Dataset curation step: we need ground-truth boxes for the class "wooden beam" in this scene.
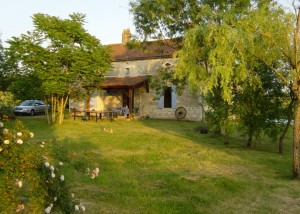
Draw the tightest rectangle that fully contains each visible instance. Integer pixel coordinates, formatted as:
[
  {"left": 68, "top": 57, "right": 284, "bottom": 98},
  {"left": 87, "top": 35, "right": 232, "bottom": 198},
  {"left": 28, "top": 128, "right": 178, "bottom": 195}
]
[{"left": 128, "top": 88, "right": 133, "bottom": 119}]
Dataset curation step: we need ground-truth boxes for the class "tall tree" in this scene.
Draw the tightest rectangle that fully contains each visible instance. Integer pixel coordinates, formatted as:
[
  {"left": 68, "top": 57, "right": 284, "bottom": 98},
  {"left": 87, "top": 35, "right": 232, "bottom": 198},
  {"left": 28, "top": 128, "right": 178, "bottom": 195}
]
[
  {"left": 130, "top": 0, "right": 251, "bottom": 43},
  {"left": 243, "top": 2, "right": 299, "bottom": 178},
  {"left": 0, "top": 39, "right": 11, "bottom": 91},
  {"left": 6, "top": 13, "right": 111, "bottom": 124},
  {"left": 175, "top": 2, "right": 299, "bottom": 176},
  {"left": 130, "top": 0, "right": 300, "bottom": 177}
]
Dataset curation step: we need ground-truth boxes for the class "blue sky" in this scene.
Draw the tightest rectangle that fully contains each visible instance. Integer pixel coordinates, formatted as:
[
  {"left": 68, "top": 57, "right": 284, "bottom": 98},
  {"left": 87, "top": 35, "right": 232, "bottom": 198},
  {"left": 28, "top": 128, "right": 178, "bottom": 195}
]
[
  {"left": 0, "top": 0, "right": 134, "bottom": 46},
  {"left": 0, "top": 0, "right": 294, "bottom": 47}
]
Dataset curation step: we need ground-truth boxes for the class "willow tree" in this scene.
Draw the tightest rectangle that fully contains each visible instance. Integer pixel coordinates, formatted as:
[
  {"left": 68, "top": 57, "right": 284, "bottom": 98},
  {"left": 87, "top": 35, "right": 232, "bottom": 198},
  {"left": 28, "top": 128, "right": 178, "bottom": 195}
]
[
  {"left": 6, "top": 13, "right": 111, "bottom": 124},
  {"left": 130, "top": 0, "right": 251, "bottom": 44},
  {"left": 175, "top": 2, "right": 300, "bottom": 177}
]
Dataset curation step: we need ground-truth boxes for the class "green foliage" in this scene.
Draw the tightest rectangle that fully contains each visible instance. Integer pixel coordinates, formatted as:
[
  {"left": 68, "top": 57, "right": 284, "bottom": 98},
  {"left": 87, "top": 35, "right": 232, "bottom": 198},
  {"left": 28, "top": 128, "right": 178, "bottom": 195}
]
[
  {"left": 130, "top": 0, "right": 251, "bottom": 41},
  {"left": 0, "top": 120, "right": 45, "bottom": 212},
  {"left": 0, "top": 39, "right": 14, "bottom": 91},
  {"left": 40, "top": 161, "right": 81, "bottom": 213},
  {"left": 0, "top": 120, "right": 82, "bottom": 213},
  {"left": 150, "top": 66, "right": 187, "bottom": 99},
  {"left": 6, "top": 13, "right": 112, "bottom": 124},
  {"left": 9, "top": 73, "right": 44, "bottom": 101},
  {"left": 0, "top": 91, "right": 16, "bottom": 119}
]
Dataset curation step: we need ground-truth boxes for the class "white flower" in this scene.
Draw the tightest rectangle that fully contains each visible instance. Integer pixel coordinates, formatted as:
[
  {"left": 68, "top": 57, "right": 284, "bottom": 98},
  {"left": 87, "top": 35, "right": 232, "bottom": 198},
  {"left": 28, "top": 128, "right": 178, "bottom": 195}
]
[
  {"left": 58, "top": 162, "right": 63, "bottom": 166},
  {"left": 71, "top": 193, "right": 75, "bottom": 198},
  {"left": 16, "top": 139, "right": 23, "bottom": 144},
  {"left": 45, "top": 206, "right": 52, "bottom": 213},
  {"left": 3, "top": 128, "right": 8, "bottom": 135},
  {"left": 94, "top": 167, "right": 99, "bottom": 173},
  {"left": 15, "top": 204, "right": 25, "bottom": 212},
  {"left": 40, "top": 144, "right": 45, "bottom": 148},
  {"left": 0, "top": 122, "right": 3, "bottom": 127},
  {"left": 50, "top": 165, "right": 55, "bottom": 171},
  {"left": 51, "top": 173, "right": 55, "bottom": 178},
  {"left": 41, "top": 141, "right": 45, "bottom": 145},
  {"left": 54, "top": 197, "right": 57, "bottom": 202},
  {"left": 80, "top": 204, "right": 86, "bottom": 212},
  {"left": 49, "top": 203, "right": 53, "bottom": 208},
  {"left": 75, "top": 205, "right": 79, "bottom": 211},
  {"left": 44, "top": 162, "right": 50, "bottom": 167},
  {"left": 16, "top": 132, "right": 22, "bottom": 137},
  {"left": 15, "top": 179, "right": 22, "bottom": 188},
  {"left": 60, "top": 175, "right": 65, "bottom": 181},
  {"left": 29, "top": 132, "right": 34, "bottom": 138},
  {"left": 91, "top": 173, "right": 95, "bottom": 179},
  {"left": 4, "top": 140, "right": 10, "bottom": 144}
]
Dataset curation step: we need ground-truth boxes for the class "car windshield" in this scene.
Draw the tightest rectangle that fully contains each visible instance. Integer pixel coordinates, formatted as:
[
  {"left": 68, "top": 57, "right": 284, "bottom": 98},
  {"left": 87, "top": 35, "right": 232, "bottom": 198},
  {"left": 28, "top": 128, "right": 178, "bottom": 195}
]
[{"left": 20, "top": 100, "right": 35, "bottom": 106}]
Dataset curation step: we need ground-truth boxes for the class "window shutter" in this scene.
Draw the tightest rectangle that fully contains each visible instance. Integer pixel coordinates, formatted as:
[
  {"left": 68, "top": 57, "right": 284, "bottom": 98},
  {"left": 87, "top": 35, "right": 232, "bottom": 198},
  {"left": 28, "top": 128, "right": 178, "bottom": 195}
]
[
  {"left": 158, "top": 96, "right": 163, "bottom": 109},
  {"left": 171, "top": 86, "right": 177, "bottom": 109}
]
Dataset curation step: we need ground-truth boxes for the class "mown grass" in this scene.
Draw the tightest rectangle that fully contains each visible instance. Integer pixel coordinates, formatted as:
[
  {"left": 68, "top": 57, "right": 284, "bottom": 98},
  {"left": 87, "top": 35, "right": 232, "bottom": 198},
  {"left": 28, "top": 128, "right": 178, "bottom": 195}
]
[{"left": 12, "top": 116, "right": 300, "bottom": 213}]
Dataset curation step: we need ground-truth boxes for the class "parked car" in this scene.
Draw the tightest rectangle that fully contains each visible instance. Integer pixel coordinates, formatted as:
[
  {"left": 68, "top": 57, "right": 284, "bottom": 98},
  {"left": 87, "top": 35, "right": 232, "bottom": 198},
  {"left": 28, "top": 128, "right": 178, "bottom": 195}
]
[{"left": 13, "top": 100, "right": 50, "bottom": 116}]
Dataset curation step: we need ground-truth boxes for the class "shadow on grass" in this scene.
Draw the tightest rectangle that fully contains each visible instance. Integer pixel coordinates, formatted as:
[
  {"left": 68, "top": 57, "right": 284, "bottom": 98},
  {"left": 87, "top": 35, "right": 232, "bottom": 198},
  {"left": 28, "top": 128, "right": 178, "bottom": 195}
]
[
  {"left": 13, "top": 116, "right": 299, "bottom": 213},
  {"left": 139, "top": 118, "right": 293, "bottom": 180}
]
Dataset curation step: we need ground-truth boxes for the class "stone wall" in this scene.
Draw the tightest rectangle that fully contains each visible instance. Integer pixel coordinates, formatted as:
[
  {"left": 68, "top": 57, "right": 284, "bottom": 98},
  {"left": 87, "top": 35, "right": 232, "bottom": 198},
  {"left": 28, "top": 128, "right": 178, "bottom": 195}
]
[
  {"left": 108, "top": 58, "right": 177, "bottom": 77},
  {"left": 69, "top": 57, "right": 205, "bottom": 121},
  {"left": 138, "top": 88, "right": 203, "bottom": 121}
]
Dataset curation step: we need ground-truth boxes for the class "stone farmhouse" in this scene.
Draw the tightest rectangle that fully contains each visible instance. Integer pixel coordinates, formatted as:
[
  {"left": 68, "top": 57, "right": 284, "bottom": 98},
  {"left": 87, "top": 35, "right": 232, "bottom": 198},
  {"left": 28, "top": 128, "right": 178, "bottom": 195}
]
[{"left": 69, "top": 29, "right": 203, "bottom": 121}]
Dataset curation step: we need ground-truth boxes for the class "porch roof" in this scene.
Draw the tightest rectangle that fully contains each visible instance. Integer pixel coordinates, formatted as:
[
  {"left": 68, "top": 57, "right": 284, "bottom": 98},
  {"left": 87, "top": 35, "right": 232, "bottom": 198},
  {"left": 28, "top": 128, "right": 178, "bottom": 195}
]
[{"left": 100, "top": 76, "right": 149, "bottom": 91}]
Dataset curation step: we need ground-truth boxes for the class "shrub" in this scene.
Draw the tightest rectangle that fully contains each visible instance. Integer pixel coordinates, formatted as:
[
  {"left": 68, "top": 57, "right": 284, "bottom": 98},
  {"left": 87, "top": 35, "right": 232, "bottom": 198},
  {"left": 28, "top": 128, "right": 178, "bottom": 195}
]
[
  {"left": 0, "top": 91, "right": 17, "bottom": 120},
  {"left": 0, "top": 120, "right": 84, "bottom": 213}
]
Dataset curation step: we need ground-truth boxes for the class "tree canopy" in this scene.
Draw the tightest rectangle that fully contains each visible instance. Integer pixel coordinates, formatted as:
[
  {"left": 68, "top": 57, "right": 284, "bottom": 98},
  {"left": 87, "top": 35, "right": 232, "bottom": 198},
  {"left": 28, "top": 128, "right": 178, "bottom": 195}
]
[
  {"left": 6, "top": 13, "right": 111, "bottom": 124},
  {"left": 130, "top": 0, "right": 300, "bottom": 178}
]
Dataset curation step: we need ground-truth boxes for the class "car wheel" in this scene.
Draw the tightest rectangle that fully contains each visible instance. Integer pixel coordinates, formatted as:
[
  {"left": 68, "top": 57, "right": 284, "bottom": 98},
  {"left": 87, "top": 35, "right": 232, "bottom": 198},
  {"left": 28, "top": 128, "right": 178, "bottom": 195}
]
[{"left": 30, "top": 109, "right": 35, "bottom": 116}]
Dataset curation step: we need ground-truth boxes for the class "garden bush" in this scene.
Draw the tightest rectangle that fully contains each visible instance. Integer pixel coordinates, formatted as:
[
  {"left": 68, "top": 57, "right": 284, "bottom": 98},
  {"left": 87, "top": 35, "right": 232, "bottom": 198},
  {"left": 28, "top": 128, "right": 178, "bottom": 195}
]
[{"left": 0, "top": 120, "right": 83, "bottom": 213}]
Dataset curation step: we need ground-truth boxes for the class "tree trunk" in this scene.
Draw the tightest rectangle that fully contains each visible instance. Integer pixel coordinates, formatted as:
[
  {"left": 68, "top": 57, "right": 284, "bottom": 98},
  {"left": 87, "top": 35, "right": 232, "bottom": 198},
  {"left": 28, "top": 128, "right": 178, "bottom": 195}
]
[
  {"left": 51, "top": 96, "right": 57, "bottom": 124},
  {"left": 224, "top": 134, "right": 229, "bottom": 145},
  {"left": 292, "top": 100, "right": 300, "bottom": 178},
  {"left": 224, "top": 128, "right": 229, "bottom": 145},
  {"left": 58, "top": 97, "right": 64, "bottom": 124},
  {"left": 247, "top": 136, "right": 252, "bottom": 148},
  {"left": 278, "top": 98, "right": 295, "bottom": 154},
  {"left": 44, "top": 98, "right": 51, "bottom": 125}
]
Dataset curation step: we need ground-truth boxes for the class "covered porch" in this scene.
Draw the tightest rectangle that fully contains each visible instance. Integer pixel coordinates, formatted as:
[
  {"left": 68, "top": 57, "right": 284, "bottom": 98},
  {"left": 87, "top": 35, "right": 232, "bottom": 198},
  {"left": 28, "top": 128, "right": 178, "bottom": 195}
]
[{"left": 99, "top": 76, "right": 149, "bottom": 119}]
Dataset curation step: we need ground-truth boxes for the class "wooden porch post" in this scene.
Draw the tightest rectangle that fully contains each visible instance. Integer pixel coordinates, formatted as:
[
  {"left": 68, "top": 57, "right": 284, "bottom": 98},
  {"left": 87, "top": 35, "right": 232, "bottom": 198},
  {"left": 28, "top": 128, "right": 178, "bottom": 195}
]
[{"left": 129, "top": 87, "right": 133, "bottom": 119}]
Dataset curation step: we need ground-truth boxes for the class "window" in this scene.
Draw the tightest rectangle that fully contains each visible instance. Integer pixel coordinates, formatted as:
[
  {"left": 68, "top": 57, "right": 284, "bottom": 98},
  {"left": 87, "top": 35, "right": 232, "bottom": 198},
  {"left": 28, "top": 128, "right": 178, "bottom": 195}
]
[
  {"left": 125, "top": 68, "right": 130, "bottom": 75},
  {"left": 164, "top": 87, "right": 172, "bottom": 108},
  {"left": 158, "top": 86, "right": 176, "bottom": 109}
]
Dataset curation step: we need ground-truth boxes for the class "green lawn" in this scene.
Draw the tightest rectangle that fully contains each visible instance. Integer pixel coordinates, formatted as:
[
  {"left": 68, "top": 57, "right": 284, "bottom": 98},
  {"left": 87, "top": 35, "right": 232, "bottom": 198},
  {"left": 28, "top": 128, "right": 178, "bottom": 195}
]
[{"left": 13, "top": 116, "right": 300, "bottom": 213}]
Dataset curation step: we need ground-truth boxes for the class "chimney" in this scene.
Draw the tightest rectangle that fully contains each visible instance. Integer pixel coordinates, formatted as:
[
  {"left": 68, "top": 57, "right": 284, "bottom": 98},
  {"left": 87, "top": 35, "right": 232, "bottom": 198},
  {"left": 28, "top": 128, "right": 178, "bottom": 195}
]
[{"left": 122, "top": 29, "right": 131, "bottom": 44}]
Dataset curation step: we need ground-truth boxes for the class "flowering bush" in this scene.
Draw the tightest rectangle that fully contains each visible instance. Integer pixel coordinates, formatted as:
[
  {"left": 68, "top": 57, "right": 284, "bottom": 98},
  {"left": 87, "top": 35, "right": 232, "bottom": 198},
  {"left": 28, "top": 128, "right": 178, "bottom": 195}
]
[
  {"left": 0, "top": 120, "right": 84, "bottom": 213},
  {"left": 0, "top": 120, "right": 45, "bottom": 212},
  {"left": 40, "top": 159, "right": 85, "bottom": 213},
  {"left": 0, "top": 91, "right": 17, "bottom": 120}
]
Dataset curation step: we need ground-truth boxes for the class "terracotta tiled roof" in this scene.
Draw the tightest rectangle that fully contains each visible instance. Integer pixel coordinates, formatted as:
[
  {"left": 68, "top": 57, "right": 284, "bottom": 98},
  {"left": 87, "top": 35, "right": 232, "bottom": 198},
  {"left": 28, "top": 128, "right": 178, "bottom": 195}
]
[
  {"left": 108, "top": 40, "right": 178, "bottom": 62},
  {"left": 100, "top": 76, "right": 149, "bottom": 90}
]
